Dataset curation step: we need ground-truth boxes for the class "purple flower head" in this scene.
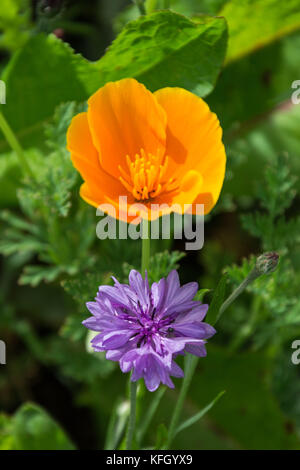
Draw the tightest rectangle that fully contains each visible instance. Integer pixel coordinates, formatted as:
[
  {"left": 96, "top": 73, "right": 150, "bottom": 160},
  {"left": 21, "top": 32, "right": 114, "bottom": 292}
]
[{"left": 83, "top": 270, "right": 216, "bottom": 392}]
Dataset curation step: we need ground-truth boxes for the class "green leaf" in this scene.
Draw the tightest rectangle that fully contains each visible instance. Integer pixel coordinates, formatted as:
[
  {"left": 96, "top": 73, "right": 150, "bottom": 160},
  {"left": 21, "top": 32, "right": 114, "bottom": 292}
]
[
  {"left": 1, "top": 403, "right": 75, "bottom": 450},
  {"left": 98, "top": 12, "right": 227, "bottom": 97},
  {"left": 0, "top": 12, "right": 227, "bottom": 151},
  {"left": 206, "top": 274, "right": 227, "bottom": 326},
  {"left": 45, "top": 101, "right": 87, "bottom": 151},
  {"left": 220, "top": 0, "right": 300, "bottom": 63},
  {"left": 123, "top": 250, "right": 186, "bottom": 283},
  {"left": 0, "top": 413, "right": 14, "bottom": 450},
  {"left": 207, "top": 32, "right": 300, "bottom": 141},
  {"left": 104, "top": 399, "right": 130, "bottom": 450},
  {"left": 174, "top": 391, "right": 225, "bottom": 438},
  {"left": 0, "top": 152, "right": 20, "bottom": 207},
  {"left": 155, "top": 423, "right": 168, "bottom": 450},
  {"left": 194, "top": 288, "right": 211, "bottom": 302},
  {"left": 114, "top": 0, "right": 228, "bottom": 32},
  {"left": 18, "top": 264, "right": 64, "bottom": 287},
  {"left": 47, "top": 336, "right": 116, "bottom": 382},
  {"left": 0, "top": 33, "right": 100, "bottom": 151}
]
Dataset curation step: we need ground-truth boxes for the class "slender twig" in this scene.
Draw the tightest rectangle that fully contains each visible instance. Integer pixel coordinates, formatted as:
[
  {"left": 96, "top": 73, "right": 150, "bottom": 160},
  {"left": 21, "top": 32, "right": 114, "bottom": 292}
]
[{"left": 0, "top": 111, "right": 35, "bottom": 181}]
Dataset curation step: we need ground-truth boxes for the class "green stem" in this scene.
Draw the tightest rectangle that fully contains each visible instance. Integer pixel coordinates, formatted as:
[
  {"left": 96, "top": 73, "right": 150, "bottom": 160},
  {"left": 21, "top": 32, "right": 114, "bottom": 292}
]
[
  {"left": 0, "top": 111, "right": 35, "bottom": 180},
  {"left": 126, "top": 218, "right": 151, "bottom": 450},
  {"left": 218, "top": 267, "right": 260, "bottom": 319},
  {"left": 166, "top": 354, "right": 198, "bottom": 448},
  {"left": 163, "top": 0, "right": 170, "bottom": 8},
  {"left": 146, "top": 0, "right": 158, "bottom": 14},
  {"left": 141, "top": 219, "right": 151, "bottom": 274},
  {"left": 137, "top": 386, "right": 166, "bottom": 444},
  {"left": 229, "top": 295, "right": 262, "bottom": 353},
  {"left": 126, "top": 381, "right": 138, "bottom": 450},
  {"left": 133, "top": 0, "right": 146, "bottom": 15}
]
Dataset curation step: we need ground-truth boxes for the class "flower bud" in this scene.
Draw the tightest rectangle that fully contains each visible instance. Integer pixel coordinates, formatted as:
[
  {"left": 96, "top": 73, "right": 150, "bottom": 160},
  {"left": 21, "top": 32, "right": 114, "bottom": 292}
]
[{"left": 256, "top": 252, "right": 279, "bottom": 275}]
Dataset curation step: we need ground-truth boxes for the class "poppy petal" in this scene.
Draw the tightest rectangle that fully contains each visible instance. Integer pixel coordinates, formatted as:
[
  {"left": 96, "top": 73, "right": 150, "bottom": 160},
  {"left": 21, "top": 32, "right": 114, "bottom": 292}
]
[
  {"left": 87, "top": 78, "right": 167, "bottom": 179},
  {"left": 67, "top": 112, "right": 127, "bottom": 204},
  {"left": 154, "top": 87, "right": 226, "bottom": 214}
]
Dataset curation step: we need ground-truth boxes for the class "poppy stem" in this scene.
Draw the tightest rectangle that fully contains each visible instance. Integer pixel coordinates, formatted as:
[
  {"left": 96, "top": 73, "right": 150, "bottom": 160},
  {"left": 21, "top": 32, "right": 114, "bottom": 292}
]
[
  {"left": 0, "top": 111, "right": 36, "bottom": 181},
  {"left": 141, "top": 218, "right": 151, "bottom": 275},
  {"left": 145, "top": 0, "right": 158, "bottom": 14}
]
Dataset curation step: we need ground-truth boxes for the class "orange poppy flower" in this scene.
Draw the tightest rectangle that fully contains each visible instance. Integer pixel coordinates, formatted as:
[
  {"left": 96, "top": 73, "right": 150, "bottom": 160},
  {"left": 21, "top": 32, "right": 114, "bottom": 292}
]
[{"left": 67, "top": 78, "right": 226, "bottom": 222}]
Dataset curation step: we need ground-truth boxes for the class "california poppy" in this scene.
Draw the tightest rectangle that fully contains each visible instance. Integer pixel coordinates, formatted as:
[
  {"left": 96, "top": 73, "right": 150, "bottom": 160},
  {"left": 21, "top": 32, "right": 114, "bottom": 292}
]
[{"left": 67, "top": 78, "right": 226, "bottom": 222}]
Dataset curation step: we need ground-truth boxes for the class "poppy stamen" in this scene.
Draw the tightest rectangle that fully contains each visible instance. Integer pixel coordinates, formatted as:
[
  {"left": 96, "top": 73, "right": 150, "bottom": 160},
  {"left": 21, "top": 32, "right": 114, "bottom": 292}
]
[{"left": 118, "top": 148, "right": 179, "bottom": 201}]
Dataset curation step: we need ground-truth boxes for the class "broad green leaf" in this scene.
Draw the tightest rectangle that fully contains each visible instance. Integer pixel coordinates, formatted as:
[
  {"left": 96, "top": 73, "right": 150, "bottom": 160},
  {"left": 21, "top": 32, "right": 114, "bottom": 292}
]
[
  {"left": 221, "top": 0, "right": 300, "bottom": 63},
  {"left": 101, "top": 12, "right": 227, "bottom": 96},
  {"left": 0, "top": 11, "right": 227, "bottom": 152},
  {"left": 0, "top": 33, "right": 100, "bottom": 152},
  {"left": 0, "top": 413, "right": 14, "bottom": 450},
  {"left": 114, "top": 0, "right": 228, "bottom": 32},
  {"left": 118, "top": 0, "right": 300, "bottom": 66},
  {"left": 117, "top": 9, "right": 227, "bottom": 91},
  {"left": 208, "top": 32, "right": 300, "bottom": 134},
  {"left": 6, "top": 403, "right": 75, "bottom": 450}
]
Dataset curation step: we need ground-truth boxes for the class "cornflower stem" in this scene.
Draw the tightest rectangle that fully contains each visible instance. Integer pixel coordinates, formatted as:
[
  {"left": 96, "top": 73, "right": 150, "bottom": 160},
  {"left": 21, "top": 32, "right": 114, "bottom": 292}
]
[
  {"left": 126, "top": 219, "right": 151, "bottom": 450},
  {"left": 126, "top": 381, "right": 138, "bottom": 450},
  {"left": 137, "top": 386, "right": 166, "bottom": 444},
  {"left": 0, "top": 111, "right": 35, "bottom": 181}
]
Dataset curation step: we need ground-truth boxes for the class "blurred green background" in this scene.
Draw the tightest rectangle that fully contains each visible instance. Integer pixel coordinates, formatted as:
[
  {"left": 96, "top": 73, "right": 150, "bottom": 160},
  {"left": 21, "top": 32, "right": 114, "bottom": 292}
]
[{"left": 0, "top": 0, "right": 300, "bottom": 450}]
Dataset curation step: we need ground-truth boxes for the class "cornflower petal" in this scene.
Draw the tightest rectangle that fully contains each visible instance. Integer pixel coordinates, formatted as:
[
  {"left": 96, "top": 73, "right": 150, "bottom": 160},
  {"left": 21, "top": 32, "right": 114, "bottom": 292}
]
[{"left": 83, "top": 269, "right": 215, "bottom": 391}]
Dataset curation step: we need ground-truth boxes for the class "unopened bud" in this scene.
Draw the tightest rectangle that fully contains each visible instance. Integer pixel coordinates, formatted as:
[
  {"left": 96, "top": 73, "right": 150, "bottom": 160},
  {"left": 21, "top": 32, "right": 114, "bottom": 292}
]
[{"left": 256, "top": 252, "right": 279, "bottom": 275}]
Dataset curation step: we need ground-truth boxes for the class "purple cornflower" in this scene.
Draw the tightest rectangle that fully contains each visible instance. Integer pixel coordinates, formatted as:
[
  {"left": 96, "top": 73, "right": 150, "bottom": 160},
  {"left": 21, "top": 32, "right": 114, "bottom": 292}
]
[{"left": 83, "top": 270, "right": 216, "bottom": 392}]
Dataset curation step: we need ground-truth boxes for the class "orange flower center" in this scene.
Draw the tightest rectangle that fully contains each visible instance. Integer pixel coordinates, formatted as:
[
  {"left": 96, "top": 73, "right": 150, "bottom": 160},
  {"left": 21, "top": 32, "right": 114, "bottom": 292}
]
[{"left": 118, "top": 148, "right": 178, "bottom": 201}]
